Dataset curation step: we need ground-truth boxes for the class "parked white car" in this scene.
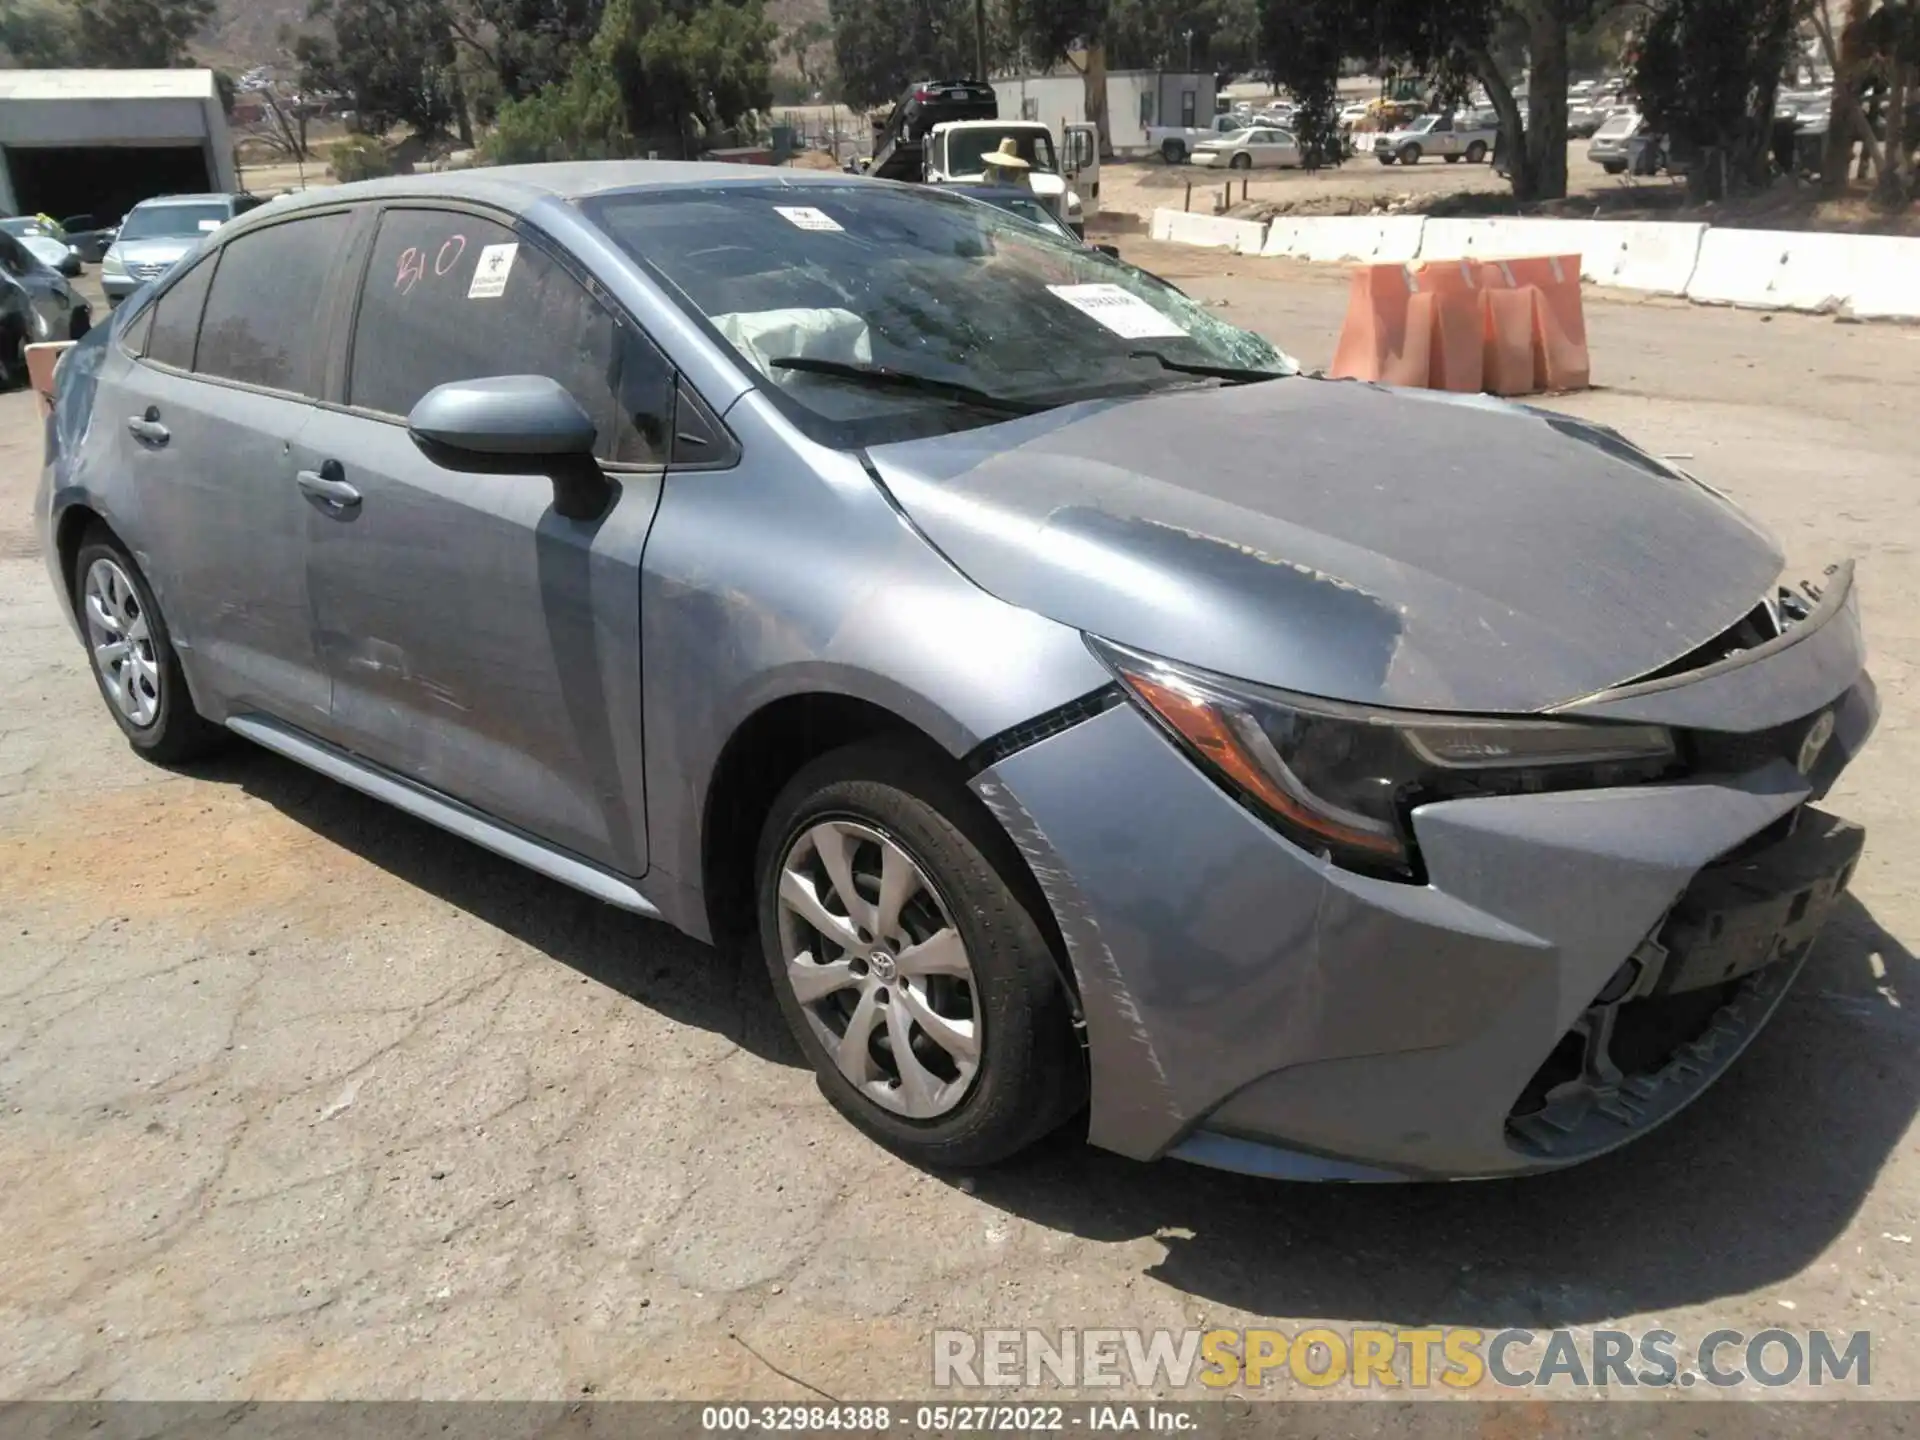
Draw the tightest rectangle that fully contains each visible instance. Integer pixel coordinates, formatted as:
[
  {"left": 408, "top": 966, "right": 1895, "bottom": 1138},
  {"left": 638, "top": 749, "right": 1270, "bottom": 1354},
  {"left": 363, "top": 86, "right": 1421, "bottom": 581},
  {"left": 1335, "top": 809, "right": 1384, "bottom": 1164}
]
[
  {"left": 1191, "top": 127, "right": 1303, "bottom": 170},
  {"left": 1373, "top": 112, "right": 1497, "bottom": 165},
  {"left": 1149, "top": 112, "right": 1286, "bottom": 164}
]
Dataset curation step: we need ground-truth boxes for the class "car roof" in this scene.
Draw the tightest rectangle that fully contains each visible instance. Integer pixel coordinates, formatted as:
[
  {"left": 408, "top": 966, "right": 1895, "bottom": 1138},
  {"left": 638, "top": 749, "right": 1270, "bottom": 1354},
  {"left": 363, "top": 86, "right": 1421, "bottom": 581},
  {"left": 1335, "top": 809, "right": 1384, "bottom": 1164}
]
[
  {"left": 249, "top": 162, "right": 896, "bottom": 223},
  {"left": 130, "top": 193, "right": 239, "bottom": 209}
]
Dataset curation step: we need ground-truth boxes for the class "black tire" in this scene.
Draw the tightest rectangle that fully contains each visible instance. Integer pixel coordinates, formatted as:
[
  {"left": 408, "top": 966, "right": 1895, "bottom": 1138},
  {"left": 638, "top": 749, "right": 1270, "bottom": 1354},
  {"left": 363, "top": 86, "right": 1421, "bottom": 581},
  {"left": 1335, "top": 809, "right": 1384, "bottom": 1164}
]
[
  {"left": 71, "top": 528, "right": 225, "bottom": 764},
  {"left": 1377, "top": 153, "right": 1396, "bottom": 166},
  {"left": 1465, "top": 140, "right": 1488, "bottom": 164},
  {"left": 1443, "top": 153, "right": 1461, "bottom": 164},
  {"left": 1228, "top": 151, "right": 1252, "bottom": 171},
  {"left": 755, "top": 740, "right": 1085, "bottom": 1169},
  {"left": 1160, "top": 138, "right": 1187, "bottom": 164},
  {"left": 1399, "top": 143, "right": 1422, "bottom": 165},
  {"left": 1602, "top": 162, "right": 1626, "bottom": 176}
]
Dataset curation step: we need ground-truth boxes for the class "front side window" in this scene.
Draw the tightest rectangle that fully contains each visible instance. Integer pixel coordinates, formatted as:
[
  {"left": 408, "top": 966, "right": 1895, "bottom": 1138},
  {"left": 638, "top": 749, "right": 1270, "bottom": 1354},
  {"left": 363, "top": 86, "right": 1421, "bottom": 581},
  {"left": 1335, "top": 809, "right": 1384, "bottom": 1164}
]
[
  {"left": 348, "top": 207, "right": 671, "bottom": 464},
  {"left": 144, "top": 254, "right": 216, "bottom": 370},
  {"left": 581, "top": 183, "right": 1291, "bottom": 448},
  {"left": 196, "top": 212, "right": 349, "bottom": 397}
]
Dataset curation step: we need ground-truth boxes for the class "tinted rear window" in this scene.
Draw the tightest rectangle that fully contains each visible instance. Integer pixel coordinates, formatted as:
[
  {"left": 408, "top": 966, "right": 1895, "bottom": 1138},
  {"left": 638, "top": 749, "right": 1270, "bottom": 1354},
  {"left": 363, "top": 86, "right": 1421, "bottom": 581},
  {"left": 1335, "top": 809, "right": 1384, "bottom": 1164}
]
[
  {"left": 145, "top": 254, "right": 215, "bottom": 369},
  {"left": 195, "top": 212, "right": 349, "bottom": 397}
]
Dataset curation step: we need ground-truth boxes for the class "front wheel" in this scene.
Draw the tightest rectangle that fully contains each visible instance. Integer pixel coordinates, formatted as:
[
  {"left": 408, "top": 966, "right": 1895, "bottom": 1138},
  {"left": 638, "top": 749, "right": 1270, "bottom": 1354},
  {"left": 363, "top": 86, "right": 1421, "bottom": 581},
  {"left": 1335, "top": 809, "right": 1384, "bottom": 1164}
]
[
  {"left": 1160, "top": 138, "right": 1187, "bottom": 164},
  {"left": 1398, "top": 144, "right": 1422, "bottom": 165},
  {"left": 1465, "top": 140, "right": 1488, "bottom": 164},
  {"left": 756, "top": 742, "right": 1085, "bottom": 1168},
  {"left": 1228, "top": 151, "right": 1252, "bottom": 170}
]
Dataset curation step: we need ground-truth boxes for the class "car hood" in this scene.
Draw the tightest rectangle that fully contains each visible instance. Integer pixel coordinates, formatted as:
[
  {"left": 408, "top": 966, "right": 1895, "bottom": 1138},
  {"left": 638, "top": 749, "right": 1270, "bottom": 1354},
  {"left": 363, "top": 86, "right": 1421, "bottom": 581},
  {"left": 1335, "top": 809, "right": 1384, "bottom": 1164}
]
[
  {"left": 110, "top": 236, "right": 200, "bottom": 268},
  {"left": 864, "top": 380, "right": 1785, "bottom": 713}
]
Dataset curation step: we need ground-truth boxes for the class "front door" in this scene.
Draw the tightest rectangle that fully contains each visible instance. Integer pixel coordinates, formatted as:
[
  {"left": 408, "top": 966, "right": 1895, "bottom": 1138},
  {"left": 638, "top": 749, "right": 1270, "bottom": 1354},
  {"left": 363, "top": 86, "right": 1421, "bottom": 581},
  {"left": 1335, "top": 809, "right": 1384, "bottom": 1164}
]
[
  {"left": 302, "top": 205, "right": 674, "bottom": 874},
  {"left": 1065, "top": 122, "right": 1100, "bottom": 219}
]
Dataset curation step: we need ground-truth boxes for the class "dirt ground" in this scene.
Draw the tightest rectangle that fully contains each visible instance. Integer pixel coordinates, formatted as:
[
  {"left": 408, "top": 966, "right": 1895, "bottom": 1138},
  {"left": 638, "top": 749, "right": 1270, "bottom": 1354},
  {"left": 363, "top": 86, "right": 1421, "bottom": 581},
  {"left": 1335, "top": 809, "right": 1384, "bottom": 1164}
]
[{"left": 2, "top": 253, "right": 1918, "bottom": 1405}]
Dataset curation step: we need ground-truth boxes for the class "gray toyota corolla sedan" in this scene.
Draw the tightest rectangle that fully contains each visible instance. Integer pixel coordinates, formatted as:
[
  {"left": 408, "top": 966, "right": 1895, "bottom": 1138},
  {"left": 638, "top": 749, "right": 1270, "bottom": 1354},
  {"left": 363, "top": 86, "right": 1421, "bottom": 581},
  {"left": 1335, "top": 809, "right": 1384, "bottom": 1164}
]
[{"left": 37, "top": 163, "right": 1875, "bottom": 1181}]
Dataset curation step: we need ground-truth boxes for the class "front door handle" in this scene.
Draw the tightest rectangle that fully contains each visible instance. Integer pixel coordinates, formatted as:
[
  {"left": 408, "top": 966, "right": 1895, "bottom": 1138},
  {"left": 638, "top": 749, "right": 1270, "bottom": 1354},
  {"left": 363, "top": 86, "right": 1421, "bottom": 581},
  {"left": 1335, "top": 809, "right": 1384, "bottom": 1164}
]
[
  {"left": 126, "top": 409, "right": 169, "bottom": 446},
  {"left": 297, "top": 464, "right": 361, "bottom": 514}
]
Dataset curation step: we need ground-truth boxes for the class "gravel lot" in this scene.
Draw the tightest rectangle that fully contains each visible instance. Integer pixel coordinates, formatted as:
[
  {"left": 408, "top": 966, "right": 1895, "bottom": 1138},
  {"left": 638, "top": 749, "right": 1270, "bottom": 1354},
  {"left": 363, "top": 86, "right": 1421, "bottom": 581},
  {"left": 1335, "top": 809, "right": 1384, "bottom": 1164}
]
[{"left": 2, "top": 249, "right": 1918, "bottom": 1404}]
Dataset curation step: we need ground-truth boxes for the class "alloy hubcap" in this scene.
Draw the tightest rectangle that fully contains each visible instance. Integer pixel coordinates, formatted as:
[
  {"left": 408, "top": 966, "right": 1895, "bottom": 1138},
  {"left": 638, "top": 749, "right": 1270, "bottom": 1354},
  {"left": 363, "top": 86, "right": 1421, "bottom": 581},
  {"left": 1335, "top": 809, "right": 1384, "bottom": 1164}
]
[
  {"left": 82, "top": 557, "right": 161, "bottom": 728},
  {"left": 775, "top": 819, "right": 982, "bottom": 1119}
]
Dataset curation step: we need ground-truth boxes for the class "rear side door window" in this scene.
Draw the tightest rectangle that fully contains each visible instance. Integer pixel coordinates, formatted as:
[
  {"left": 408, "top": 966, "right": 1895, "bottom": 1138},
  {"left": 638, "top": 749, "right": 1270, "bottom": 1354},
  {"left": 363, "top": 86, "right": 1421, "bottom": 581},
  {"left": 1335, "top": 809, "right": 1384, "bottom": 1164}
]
[
  {"left": 346, "top": 207, "right": 673, "bottom": 465},
  {"left": 195, "top": 212, "right": 351, "bottom": 398},
  {"left": 144, "top": 254, "right": 217, "bottom": 370}
]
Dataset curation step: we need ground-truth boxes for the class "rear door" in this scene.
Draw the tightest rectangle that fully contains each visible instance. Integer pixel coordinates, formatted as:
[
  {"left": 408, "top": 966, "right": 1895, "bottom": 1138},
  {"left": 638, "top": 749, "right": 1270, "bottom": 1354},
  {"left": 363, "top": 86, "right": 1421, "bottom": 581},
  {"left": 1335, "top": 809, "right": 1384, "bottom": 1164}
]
[
  {"left": 108, "top": 212, "right": 354, "bottom": 729},
  {"left": 299, "top": 204, "right": 674, "bottom": 873}
]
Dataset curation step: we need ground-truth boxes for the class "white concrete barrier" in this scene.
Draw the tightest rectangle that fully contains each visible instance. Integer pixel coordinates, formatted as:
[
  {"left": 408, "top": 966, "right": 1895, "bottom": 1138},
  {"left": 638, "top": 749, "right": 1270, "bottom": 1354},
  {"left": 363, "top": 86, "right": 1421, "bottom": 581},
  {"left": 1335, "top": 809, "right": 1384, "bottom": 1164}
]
[
  {"left": 1259, "top": 217, "right": 1306, "bottom": 258},
  {"left": 1580, "top": 222, "right": 1706, "bottom": 294},
  {"left": 1686, "top": 229, "right": 1855, "bottom": 312},
  {"left": 1291, "top": 215, "right": 1427, "bottom": 265},
  {"left": 1416, "top": 217, "right": 1504, "bottom": 260},
  {"left": 1149, "top": 207, "right": 1268, "bottom": 254},
  {"left": 1839, "top": 234, "right": 1920, "bottom": 320}
]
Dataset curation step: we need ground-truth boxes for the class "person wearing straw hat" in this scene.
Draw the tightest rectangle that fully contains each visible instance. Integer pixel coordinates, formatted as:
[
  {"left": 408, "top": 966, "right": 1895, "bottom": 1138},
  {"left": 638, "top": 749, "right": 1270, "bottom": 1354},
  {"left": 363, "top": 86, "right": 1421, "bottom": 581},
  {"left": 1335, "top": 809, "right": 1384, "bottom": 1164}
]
[{"left": 980, "top": 137, "right": 1034, "bottom": 191}]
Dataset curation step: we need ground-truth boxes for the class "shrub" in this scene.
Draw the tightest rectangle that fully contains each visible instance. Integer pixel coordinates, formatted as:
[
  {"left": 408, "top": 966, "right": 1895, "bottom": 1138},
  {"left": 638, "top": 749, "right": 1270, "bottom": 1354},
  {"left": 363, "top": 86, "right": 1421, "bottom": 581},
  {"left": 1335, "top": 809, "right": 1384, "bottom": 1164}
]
[{"left": 329, "top": 135, "right": 392, "bottom": 182}]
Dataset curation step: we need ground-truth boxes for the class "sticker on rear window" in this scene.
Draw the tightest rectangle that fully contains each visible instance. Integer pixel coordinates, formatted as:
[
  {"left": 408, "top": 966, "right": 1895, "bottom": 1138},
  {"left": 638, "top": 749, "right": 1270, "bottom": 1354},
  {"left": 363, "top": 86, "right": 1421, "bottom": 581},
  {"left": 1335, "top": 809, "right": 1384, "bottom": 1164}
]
[
  {"left": 1047, "top": 283, "right": 1187, "bottom": 339},
  {"left": 467, "top": 242, "right": 518, "bottom": 298},
  {"left": 773, "top": 206, "right": 843, "bottom": 232}
]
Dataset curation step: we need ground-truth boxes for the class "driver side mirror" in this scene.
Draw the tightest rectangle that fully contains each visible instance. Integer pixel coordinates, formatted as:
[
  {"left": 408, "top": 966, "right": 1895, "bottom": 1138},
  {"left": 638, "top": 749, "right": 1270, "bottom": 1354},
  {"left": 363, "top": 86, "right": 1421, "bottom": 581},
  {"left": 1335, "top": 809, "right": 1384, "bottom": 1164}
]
[{"left": 407, "top": 375, "right": 611, "bottom": 520}]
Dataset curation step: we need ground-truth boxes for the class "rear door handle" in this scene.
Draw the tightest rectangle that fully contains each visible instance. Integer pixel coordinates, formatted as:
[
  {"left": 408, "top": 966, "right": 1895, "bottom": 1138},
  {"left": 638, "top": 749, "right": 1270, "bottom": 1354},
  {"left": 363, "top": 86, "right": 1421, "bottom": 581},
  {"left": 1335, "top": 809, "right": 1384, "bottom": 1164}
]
[
  {"left": 126, "top": 412, "right": 168, "bottom": 446},
  {"left": 297, "top": 465, "right": 361, "bottom": 513}
]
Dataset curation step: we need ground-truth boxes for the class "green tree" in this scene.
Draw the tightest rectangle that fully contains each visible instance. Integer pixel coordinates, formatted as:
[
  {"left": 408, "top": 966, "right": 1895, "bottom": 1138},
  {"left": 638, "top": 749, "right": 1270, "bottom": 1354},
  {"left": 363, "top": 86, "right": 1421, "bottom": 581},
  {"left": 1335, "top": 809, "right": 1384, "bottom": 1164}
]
[
  {"left": 830, "top": 0, "right": 985, "bottom": 109},
  {"left": 1005, "top": 0, "right": 1114, "bottom": 152},
  {"left": 489, "top": 0, "right": 774, "bottom": 160},
  {"left": 447, "top": 0, "right": 605, "bottom": 103},
  {"left": 1631, "top": 0, "right": 1799, "bottom": 199},
  {"left": 69, "top": 0, "right": 215, "bottom": 67},
  {"left": 0, "top": 0, "right": 75, "bottom": 65},
  {"left": 297, "top": 0, "right": 461, "bottom": 138}
]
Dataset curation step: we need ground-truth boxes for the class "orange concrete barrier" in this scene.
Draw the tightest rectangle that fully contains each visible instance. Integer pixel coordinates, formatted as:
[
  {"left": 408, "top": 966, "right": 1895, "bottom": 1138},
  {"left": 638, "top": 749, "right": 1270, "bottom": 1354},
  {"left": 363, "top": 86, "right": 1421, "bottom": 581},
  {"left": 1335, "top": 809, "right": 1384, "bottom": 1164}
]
[
  {"left": 1482, "top": 254, "right": 1591, "bottom": 392},
  {"left": 1328, "top": 264, "right": 1432, "bottom": 388},
  {"left": 1330, "top": 254, "right": 1590, "bottom": 397},
  {"left": 25, "top": 341, "right": 74, "bottom": 418}
]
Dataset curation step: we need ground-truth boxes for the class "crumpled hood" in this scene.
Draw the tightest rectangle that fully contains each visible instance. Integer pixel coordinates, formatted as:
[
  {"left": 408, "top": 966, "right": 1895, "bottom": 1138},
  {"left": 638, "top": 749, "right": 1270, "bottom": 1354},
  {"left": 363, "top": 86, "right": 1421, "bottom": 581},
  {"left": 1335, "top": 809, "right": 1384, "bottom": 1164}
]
[{"left": 864, "top": 379, "right": 1785, "bottom": 713}]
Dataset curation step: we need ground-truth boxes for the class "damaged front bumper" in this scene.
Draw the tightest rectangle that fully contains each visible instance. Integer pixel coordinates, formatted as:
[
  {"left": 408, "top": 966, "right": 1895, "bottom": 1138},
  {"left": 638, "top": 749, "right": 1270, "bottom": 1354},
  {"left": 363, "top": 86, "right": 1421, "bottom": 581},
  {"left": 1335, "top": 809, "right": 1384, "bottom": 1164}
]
[{"left": 972, "top": 574, "right": 1876, "bottom": 1181}]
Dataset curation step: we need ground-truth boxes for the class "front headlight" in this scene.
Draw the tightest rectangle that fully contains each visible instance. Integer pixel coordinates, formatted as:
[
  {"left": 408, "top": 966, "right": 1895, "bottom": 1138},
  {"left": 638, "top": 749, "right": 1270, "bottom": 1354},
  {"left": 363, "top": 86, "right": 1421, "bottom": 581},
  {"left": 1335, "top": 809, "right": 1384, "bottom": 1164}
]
[
  {"left": 1092, "top": 638, "right": 1678, "bottom": 879},
  {"left": 102, "top": 251, "right": 127, "bottom": 278}
]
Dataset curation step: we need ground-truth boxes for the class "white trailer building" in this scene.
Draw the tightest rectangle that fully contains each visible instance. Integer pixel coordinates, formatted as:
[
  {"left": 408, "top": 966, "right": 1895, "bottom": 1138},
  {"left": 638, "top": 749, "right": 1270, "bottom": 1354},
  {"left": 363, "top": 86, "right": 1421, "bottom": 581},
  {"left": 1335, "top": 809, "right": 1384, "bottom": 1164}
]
[
  {"left": 994, "top": 69, "right": 1217, "bottom": 154},
  {"left": 0, "top": 70, "right": 236, "bottom": 226}
]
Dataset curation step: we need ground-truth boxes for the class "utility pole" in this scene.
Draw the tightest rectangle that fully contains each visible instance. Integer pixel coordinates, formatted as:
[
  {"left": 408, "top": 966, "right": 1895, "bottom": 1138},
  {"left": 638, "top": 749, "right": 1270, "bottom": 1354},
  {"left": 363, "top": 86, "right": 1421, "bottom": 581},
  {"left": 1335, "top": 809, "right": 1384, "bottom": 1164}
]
[{"left": 974, "top": 0, "right": 988, "bottom": 79}]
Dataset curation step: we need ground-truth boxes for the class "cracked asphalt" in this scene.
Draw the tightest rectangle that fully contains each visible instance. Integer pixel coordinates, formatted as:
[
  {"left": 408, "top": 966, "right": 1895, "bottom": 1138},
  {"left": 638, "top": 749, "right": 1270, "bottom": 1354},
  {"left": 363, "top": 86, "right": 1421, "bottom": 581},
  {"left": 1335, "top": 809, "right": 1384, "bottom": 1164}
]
[{"left": 2, "top": 261, "right": 1919, "bottom": 1403}]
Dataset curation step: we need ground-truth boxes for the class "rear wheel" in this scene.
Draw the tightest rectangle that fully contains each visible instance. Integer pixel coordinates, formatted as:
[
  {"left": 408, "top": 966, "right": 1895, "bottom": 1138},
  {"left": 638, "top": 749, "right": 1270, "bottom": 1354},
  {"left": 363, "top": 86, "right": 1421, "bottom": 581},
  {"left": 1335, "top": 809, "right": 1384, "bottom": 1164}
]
[
  {"left": 1466, "top": 140, "right": 1488, "bottom": 164},
  {"left": 1161, "top": 138, "right": 1187, "bottom": 164},
  {"left": 72, "top": 530, "right": 225, "bottom": 764},
  {"left": 756, "top": 742, "right": 1084, "bottom": 1168}
]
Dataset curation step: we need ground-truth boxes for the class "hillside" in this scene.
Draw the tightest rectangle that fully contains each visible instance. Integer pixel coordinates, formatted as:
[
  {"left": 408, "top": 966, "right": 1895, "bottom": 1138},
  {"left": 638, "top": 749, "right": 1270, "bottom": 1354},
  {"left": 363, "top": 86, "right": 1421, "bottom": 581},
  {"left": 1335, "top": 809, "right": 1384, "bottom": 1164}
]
[{"left": 200, "top": 0, "right": 831, "bottom": 73}]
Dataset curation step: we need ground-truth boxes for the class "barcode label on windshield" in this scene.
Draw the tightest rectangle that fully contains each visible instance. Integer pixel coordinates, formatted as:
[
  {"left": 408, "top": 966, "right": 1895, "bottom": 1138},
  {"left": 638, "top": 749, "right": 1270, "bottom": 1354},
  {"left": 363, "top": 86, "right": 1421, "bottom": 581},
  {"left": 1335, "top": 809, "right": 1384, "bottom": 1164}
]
[
  {"left": 774, "top": 206, "right": 844, "bottom": 232},
  {"left": 1047, "top": 283, "right": 1187, "bottom": 339}
]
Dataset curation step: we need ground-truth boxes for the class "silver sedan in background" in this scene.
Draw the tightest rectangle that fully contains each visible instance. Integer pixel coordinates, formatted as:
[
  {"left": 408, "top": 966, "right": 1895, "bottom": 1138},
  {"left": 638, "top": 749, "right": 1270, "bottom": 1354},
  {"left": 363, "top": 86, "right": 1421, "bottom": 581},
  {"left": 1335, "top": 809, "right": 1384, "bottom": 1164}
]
[{"left": 38, "top": 164, "right": 1875, "bottom": 1183}]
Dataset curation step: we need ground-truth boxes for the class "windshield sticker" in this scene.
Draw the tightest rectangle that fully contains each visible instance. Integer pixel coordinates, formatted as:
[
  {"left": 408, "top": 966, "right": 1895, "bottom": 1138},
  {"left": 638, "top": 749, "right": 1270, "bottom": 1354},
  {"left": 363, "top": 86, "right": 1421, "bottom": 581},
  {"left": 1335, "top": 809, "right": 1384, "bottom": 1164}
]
[
  {"left": 1046, "top": 283, "right": 1188, "bottom": 339},
  {"left": 467, "top": 242, "right": 518, "bottom": 298},
  {"left": 197, "top": 219, "right": 223, "bottom": 232},
  {"left": 773, "top": 206, "right": 844, "bottom": 232}
]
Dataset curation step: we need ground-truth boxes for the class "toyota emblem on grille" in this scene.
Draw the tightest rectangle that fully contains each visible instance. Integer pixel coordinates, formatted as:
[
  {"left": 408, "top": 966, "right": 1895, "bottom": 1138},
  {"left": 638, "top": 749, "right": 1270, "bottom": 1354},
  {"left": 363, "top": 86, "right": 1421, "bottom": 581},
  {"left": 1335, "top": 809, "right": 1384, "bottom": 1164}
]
[{"left": 1797, "top": 711, "right": 1836, "bottom": 775}]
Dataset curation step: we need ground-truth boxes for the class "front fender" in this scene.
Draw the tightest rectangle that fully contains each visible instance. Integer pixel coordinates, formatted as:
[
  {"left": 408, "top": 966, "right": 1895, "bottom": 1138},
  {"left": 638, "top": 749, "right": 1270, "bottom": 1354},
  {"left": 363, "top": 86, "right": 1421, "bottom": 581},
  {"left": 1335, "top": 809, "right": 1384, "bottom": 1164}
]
[{"left": 639, "top": 392, "right": 1111, "bottom": 939}]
